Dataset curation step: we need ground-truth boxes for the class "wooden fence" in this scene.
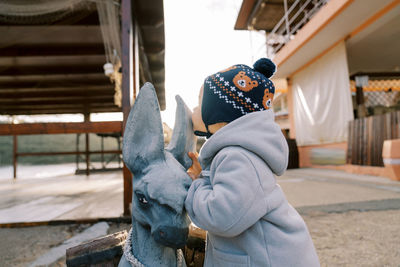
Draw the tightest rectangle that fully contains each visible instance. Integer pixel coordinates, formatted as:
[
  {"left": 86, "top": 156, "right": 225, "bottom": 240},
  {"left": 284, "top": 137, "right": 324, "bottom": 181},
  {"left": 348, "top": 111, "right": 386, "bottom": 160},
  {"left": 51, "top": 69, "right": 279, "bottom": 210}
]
[{"left": 347, "top": 111, "right": 400, "bottom": 166}]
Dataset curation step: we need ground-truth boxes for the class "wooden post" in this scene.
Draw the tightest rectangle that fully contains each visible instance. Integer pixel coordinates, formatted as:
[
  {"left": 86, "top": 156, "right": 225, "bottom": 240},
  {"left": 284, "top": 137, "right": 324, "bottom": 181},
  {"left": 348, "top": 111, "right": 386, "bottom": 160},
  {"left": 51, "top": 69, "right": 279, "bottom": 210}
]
[
  {"left": 84, "top": 113, "right": 90, "bottom": 176},
  {"left": 13, "top": 135, "right": 17, "bottom": 179},
  {"left": 76, "top": 134, "right": 80, "bottom": 171},
  {"left": 101, "top": 136, "right": 105, "bottom": 168},
  {"left": 121, "top": 0, "right": 134, "bottom": 216}
]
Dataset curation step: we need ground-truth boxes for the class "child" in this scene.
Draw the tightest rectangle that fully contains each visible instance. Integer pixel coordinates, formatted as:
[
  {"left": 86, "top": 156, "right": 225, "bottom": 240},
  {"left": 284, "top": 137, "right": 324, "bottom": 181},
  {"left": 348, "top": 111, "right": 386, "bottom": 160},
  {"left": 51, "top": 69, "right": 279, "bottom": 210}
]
[{"left": 185, "top": 58, "right": 320, "bottom": 267}]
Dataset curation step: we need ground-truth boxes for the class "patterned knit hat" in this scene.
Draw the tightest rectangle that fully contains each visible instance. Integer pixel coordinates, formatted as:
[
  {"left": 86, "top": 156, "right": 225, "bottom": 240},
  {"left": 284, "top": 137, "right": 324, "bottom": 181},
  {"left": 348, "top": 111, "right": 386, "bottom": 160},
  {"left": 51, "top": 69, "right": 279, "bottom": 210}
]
[{"left": 198, "top": 58, "right": 276, "bottom": 137}]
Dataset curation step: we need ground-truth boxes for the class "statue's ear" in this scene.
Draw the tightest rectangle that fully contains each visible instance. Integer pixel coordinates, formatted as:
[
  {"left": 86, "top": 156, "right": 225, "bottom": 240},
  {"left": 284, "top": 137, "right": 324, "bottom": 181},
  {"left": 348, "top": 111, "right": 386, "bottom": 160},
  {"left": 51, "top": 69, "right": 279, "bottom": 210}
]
[
  {"left": 166, "top": 95, "right": 197, "bottom": 169},
  {"left": 123, "top": 83, "right": 165, "bottom": 174}
]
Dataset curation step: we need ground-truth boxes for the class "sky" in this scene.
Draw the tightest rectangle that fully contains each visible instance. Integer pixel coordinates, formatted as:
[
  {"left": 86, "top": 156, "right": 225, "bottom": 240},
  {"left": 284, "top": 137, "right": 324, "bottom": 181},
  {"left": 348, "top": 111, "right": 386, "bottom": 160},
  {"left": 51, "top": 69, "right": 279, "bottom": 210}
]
[{"left": 161, "top": 0, "right": 266, "bottom": 127}]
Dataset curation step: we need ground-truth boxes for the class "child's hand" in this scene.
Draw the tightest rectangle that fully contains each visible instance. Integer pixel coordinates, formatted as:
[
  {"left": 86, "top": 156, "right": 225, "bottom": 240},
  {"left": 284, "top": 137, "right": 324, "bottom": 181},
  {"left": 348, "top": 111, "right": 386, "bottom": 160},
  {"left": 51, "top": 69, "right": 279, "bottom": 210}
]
[{"left": 187, "top": 152, "right": 202, "bottom": 181}]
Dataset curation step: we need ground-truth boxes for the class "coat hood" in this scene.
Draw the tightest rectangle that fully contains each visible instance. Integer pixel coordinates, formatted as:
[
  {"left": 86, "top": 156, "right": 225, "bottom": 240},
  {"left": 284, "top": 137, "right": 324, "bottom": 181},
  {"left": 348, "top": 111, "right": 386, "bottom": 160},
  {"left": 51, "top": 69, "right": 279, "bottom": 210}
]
[{"left": 199, "top": 110, "right": 288, "bottom": 176}]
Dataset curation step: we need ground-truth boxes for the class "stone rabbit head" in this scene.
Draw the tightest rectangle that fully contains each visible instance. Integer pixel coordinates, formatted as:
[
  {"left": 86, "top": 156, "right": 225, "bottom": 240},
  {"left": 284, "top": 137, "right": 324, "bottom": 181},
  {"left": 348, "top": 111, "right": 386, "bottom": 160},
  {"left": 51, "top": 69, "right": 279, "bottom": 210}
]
[{"left": 123, "top": 82, "right": 196, "bottom": 249}]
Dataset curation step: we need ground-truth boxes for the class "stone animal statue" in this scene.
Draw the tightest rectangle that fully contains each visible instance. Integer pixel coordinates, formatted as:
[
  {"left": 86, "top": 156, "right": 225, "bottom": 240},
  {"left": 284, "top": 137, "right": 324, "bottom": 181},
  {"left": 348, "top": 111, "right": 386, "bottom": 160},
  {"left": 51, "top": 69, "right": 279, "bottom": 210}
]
[{"left": 119, "top": 83, "right": 196, "bottom": 267}]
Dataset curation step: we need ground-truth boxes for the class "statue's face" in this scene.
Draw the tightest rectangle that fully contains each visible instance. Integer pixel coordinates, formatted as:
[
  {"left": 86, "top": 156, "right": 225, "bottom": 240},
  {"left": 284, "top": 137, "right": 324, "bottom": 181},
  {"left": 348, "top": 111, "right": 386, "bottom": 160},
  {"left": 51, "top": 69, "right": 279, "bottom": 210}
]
[{"left": 131, "top": 155, "right": 191, "bottom": 248}]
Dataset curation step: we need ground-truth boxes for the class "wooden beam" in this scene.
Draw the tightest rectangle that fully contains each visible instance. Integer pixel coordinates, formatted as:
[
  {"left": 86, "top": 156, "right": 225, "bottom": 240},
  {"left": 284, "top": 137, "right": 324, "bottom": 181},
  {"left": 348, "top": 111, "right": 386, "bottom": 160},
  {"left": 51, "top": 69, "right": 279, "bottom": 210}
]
[
  {"left": 0, "top": 65, "right": 103, "bottom": 76},
  {"left": 0, "top": 76, "right": 109, "bottom": 89},
  {"left": 349, "top": 71, "right": 400, "bottom": 79},
  {"left": 0, "top": 121, "right": 122, "bottom": 135},
  {"left": 0, "top": 102, "right": 117, "bottom": 110},
  {"left": 0, "top": 87, "right": 113, "bottom": 98},
  {"left": 234, "top": 0, "right": 256, "bottom": 30},
  {"left": 0, "top": 96, "right": 114, "bottom": 106},
  {"left": 144, "top": 46, "right": 165, "bottom": 54},
  {"left": 17, "top": 150, "right": 122, "bottom": 157},
  {"left": 1, "top": 107, "right": 121, "bottom": 115},
  {"left": 0, "top": 26, "right": 103, "bottom": 45},
  {"left": 0, "top": 44, "right": 105, "bottom": 57}
]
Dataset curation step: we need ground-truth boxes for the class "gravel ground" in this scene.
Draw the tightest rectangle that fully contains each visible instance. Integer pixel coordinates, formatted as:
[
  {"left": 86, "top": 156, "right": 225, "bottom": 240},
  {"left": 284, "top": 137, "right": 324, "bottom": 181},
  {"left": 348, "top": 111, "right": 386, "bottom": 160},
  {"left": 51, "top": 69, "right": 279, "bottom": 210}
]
[
  {"left": 1, "top": 210, "right": 399, "bottom": 267},
  {"left": 304, "top": 210, "right": 400, "bottom": 267}
]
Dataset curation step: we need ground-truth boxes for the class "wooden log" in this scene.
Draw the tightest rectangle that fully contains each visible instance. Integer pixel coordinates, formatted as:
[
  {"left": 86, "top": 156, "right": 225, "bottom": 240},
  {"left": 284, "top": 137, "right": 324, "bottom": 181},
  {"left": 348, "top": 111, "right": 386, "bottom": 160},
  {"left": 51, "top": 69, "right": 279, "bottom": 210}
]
[
  {"left": 189, "top": 224, "right": 206, "bottom": 240},
  {"left": 66, "top": 230, "right": 128, "bottom": 267},
  {"left": 186, "top": 225, "right": 206, "bottom": 267}
]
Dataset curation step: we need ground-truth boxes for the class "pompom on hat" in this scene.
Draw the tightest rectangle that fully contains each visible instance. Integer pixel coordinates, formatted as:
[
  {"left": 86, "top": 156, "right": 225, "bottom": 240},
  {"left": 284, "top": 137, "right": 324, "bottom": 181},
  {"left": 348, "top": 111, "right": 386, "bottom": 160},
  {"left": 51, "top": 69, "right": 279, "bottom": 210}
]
[{"left": 197, "top": 58, "right": 276, "bottom": 138}]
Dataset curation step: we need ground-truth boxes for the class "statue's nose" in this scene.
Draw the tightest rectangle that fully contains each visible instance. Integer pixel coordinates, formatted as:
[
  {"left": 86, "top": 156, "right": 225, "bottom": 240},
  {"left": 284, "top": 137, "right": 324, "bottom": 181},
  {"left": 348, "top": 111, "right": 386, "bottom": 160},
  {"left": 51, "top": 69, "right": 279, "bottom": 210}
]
[{"left": 153, "top": 226, "right": 189, "bottom": 248}]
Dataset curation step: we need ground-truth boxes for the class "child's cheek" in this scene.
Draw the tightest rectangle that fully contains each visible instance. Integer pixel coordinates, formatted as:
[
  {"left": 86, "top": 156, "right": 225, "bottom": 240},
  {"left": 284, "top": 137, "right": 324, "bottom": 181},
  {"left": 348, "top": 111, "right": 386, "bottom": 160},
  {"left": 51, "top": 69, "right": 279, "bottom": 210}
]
[{"left": 192, "top": 107, "right": 206, "bottom": 132}]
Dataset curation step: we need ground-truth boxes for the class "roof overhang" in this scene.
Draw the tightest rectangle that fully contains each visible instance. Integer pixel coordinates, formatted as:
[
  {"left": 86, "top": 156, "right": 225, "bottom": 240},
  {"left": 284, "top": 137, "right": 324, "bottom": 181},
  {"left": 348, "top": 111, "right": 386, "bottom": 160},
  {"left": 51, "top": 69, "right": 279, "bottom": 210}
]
[
  {"left": 0, "top": 0, "right": 166, "bottom": 115},
  {"left": 235, "top": 0, "right": 300, "bottom": 31}
]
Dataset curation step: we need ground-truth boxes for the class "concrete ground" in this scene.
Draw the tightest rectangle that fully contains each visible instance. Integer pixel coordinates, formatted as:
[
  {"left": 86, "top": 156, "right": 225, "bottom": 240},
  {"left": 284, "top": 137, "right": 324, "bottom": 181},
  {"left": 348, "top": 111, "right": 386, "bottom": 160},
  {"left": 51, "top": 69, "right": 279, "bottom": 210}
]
[
  {"left": 279, "top": 168, "right": 400, "bottom": 212},
  {"left": 0, "top": 163, "right": 123, "bottom": 223},
  {"left": 0, "top": 165, "right": 399, "bottom": 266}
]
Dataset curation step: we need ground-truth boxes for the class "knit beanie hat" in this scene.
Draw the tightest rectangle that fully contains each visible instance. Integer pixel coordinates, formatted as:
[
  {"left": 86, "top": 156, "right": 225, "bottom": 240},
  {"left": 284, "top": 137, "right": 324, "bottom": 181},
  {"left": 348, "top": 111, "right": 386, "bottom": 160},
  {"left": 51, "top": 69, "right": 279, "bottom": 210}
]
[{"left": 198, "top": 58, "right": 276, "bottom": 138}]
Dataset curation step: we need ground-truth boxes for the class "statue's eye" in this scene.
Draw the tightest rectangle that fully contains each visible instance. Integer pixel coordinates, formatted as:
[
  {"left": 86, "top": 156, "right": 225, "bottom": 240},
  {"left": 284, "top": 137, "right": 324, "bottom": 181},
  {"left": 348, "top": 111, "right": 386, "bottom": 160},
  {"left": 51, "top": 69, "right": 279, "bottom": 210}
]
[{"left": 136, "top": 193, "right": 148, "bottom": 205}]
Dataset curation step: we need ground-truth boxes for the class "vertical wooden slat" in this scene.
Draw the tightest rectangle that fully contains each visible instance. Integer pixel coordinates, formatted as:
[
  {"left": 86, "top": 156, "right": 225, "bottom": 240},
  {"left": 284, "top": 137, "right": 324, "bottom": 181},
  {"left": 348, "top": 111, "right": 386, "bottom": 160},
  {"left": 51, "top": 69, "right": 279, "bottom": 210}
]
[
  {"left": 377, "top": 115, "right": 385, "bottom": 166},
  {"left": 347, "top": 121, "right": 352, "bottom": 164},
  {"left": 363, "top": 117, "right": 368, "bottom": 165},
  {"left": 385, "top": 112, "right": 391, "bottom": 140},
  {"left": 351, "top": 120, "right": 356, "bottom": 164},
  {"left": 362, "top": 117, "right": 367, "bottom": 165},
  {"left": 373, "top": 115, "right": 378, "bottom": 166},
  {"left": 353, "top": 119, "right": 358, "bottom": 165},
  {"left": 352, "top": 119, "right": 356, "bottom": 165},
  {"left": 358, "top": 118, "right": 362, "bottom": 165},
  {"left": 367, "top": 116, "right": 372, "bottom": 166},
  {"left": 354, "top": 119, "right": 357, "bottom": 165},
  {"left": 359, "top": 118, "right": 362, "bottom": 165},
  {"left": 371, "top": 116, "right": 376, "bottom": 166}
]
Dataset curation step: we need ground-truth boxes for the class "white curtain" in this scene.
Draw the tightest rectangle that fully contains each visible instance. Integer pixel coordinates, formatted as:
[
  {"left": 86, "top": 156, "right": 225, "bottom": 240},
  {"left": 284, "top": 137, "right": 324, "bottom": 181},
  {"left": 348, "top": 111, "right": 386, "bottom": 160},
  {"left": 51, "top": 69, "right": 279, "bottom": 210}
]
[{"left": 292, "top": 41, "right": 354, "bottom": 146}]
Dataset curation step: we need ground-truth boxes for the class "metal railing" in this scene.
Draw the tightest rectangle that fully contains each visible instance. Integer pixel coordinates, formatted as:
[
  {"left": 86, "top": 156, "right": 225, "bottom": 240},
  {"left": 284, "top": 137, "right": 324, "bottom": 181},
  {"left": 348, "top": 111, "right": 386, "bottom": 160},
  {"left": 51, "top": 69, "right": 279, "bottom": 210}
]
[{"left": 266, "top": 0, "right": 329, "bottom": 57}]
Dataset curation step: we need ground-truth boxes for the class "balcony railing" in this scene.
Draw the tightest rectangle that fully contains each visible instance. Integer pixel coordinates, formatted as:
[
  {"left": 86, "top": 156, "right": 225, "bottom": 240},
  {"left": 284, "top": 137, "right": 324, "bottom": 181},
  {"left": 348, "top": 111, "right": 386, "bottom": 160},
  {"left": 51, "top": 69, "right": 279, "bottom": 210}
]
[{"left": 266, "top": 0, "right": 329, "bottom": 57}]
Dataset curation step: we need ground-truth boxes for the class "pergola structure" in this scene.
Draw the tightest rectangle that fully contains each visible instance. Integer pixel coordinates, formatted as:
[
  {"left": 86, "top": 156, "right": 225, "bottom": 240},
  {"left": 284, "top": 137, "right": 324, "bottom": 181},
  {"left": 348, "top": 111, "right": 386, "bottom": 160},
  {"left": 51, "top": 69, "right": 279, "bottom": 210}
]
[{"left": 0, "top": 0, "right": 166, "bottom": 216}]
